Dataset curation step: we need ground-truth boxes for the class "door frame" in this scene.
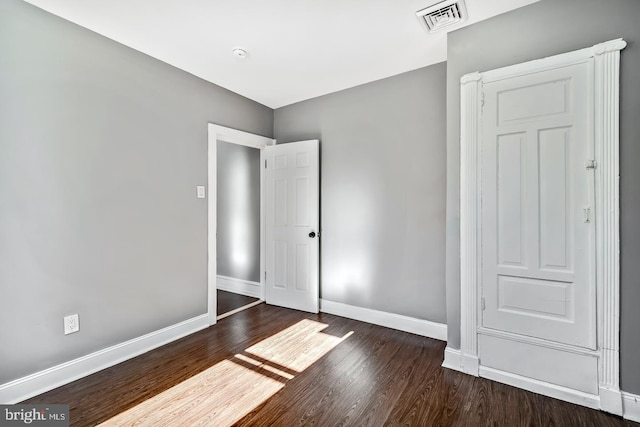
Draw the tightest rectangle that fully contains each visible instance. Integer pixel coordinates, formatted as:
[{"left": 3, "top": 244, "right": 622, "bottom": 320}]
[
  {"left": 207, "top": 123, "right": 275, "bottom": 326},
  {"left": 456, "top": 39, "right": 626, "bottom": 413}
]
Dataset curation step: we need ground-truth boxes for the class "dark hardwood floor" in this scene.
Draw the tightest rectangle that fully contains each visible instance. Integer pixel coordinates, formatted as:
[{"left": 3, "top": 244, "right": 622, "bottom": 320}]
[
  {"left": 24, "top": 304, "right": 637, "bottom": 426},
  {"left": 217, "top": 289, "right": 260, "bottom": 317}
]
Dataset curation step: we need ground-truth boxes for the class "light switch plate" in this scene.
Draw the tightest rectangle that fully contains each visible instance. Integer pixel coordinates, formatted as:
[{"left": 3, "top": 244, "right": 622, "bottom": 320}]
[{"left": 197, "top": 186, "right": 206, "bottom": 199}]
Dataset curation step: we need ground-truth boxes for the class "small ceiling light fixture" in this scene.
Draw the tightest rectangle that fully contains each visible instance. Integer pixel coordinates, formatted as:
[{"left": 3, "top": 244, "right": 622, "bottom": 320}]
[
  {"left": 232, "top": 47, "right": 248, "bottom": 59},
  {"left": 416, "top": 0, "right": 468, "bottom": 33}
]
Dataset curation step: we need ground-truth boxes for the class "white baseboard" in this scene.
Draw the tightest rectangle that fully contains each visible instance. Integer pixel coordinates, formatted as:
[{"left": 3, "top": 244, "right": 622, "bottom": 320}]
[
  {"left": 461, "top": 354, "right": 480, "bottom": 376},
  {"left": 599, "top": 385, "right": 623, "bottom": 416},
  {"left": 442, "top": 347, "right": 463, "bottom": 371},
  {"left": 479, "top": 366, "right": 601, "bottom": 410},
  {"left": 623, "top": 391, "right": 640, "bottom": 422},
  {"left": 319, "top": 299, "right": 447, "bottom": 341},
  {"left": 217, "top": 275, "right": 261, "bottom": 299},
  {"left": 445, "top": 352, "right": 640, "bottom": 421},
  {"left": 442, "top": 347, "right": 480, "bottom": 376},
  {"left": 0, "top": 314, "right": 209, "bottom": 404}
]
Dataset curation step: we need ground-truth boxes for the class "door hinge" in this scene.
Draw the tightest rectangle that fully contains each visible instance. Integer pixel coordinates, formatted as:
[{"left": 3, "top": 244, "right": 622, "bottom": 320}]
[
  {"left": 584, "top": 207, "right": 591, "bottom": 223},
  {"left": 264, "top": 271, "right": 267, "bottom": 280},
  {"left": 265, "top": 159, "right": 267, "bottom": 168},
  {"left": 481, "top": 297, "right": 486, "bottom": 311},
  {"left": 586, "top": 159, "right": 597, "bottom": 170},
  {"left": 481, "top": 92, "right": 485, "bottom": 108}
]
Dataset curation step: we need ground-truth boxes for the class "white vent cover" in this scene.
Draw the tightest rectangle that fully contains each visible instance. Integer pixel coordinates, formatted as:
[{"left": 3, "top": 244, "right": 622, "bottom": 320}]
[{"left": 416, "top": 0, "right": 468, "bottom": 33}]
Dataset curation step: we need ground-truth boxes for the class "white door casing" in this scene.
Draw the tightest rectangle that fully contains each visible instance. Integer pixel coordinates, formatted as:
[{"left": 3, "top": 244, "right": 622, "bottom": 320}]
[
  {"left": 481, "top": 61, "right": 596, "bottom": 349},
  {"left": 265, "top": 140, "right": 320, "bottom": 313},
  {"left": 207, "top": 124, "right": 275, "bottom": 326},
  {"left": 453, "top": 39, "right": 626, "bottom": 414}
]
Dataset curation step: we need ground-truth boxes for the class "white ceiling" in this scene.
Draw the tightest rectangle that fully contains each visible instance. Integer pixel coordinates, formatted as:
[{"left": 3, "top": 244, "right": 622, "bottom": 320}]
[{"left": 24, "top": 0, "right": 538, "bottom": 109}]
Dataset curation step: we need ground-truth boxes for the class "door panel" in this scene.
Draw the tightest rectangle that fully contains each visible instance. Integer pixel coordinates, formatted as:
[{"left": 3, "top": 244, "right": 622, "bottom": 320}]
[
  {"left": 479, "top": 334, "right": 599, "bottom": 394},
  {"left": 538, "top": 127, "right": 572, "bottom": 271},
  {"left": 295, "top": 244, "right": 309, "bottom": 291},
  {"left": 498, "top": 276, "right": 573, "bottom": 320},
  {"left": 273, "top": 241, "right": 287, "bottom": 288},
  {"left": 481, "top": 62, "right": 595, "bottom": 349},
  {"left": 274, "top": 179, "right": 287, "bottom": 225},
  {"left": 496, "top": 132, "right": 526, "bottom": 267},
  {"left": 265, "top": 140, "right": 319, "bottom": 313},
  {"left": 497, "top": 78, "right": 570, "bottom": 124},
  {"left": 295, "top": 178, "right": 309, "bottom": 226}
]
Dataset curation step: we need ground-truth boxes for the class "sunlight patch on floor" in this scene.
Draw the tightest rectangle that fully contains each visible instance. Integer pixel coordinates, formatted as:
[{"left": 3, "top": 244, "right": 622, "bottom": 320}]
[
  {"left": 98, "top": 359, "right": 283, "bottom": 427},
  {"left": 234, "top": 353, "right": 295, "bottom": 380},
  {"left": 246, "top": 318, "right": 352, "bottom": 372},
  {"left": 97, "top": 319, "right": 352, "bottom": 426}
]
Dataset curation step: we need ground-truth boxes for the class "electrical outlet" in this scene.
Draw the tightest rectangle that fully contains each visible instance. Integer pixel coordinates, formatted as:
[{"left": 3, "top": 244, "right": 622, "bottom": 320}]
[{"left": 64, "top": 314, "right": 79, "bottom": 335}]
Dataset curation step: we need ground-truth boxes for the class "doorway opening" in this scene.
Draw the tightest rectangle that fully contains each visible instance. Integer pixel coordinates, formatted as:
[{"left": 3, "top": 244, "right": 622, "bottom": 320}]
[
  {"left": 216, "top": 139, "right": 262, "bottom": 319},
  {"left": 207, "top": 124, "right": 321, "bottom": 324},
  {"left": 207, "top": 124, "right": 274, "bottom": 325}
]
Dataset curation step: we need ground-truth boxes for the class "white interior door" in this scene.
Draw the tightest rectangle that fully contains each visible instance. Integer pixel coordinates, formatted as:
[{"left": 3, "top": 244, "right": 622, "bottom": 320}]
[
  {"left": 265, "top": 140, "right": 319, "bottom": 313},
  {"left": 481, "top": 61, "right": 596, "bottom": 349},
  {"left": 478, "top": 60, "right": 600, "bottom": 395}
]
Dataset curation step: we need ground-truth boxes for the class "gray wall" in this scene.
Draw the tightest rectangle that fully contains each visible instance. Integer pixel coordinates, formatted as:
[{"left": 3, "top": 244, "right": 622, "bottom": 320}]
[
  {"left": 445, "top": 0, "right": 640, "bottom": 393},
  {"left": 0, "top": 0, "right": 272, "bottom": 384},
  {"left": 275, "top": 64, "right": 447, "bottom": 322},
  {"left": 216, "top": 141, "right": 261, "bottom": 282}
]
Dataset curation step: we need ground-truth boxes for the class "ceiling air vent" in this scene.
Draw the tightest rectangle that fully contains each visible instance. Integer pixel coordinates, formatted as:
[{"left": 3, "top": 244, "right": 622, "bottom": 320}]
[{"left": 416, "top": 0, "right": 468, "bottom": 33}]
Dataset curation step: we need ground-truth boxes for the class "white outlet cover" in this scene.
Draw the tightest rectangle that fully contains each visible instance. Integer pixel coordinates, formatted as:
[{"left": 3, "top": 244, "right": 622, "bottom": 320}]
[
  {"left": 64, "top": 314, "right": 79, "bottom": 335},
  {"left": 197, "top": 186, "right": 206, "bottom": 199}
]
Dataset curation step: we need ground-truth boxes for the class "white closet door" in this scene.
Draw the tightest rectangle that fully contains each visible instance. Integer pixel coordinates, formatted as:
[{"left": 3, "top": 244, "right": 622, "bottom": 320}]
[{"left": 481, "top": 61, "right": 596, "bottom": 349}]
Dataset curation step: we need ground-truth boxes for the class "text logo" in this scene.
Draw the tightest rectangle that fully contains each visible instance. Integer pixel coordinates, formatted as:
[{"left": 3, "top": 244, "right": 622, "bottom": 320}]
[{"left": 0, "top": 405, "right": 68, "bottom": 427}]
